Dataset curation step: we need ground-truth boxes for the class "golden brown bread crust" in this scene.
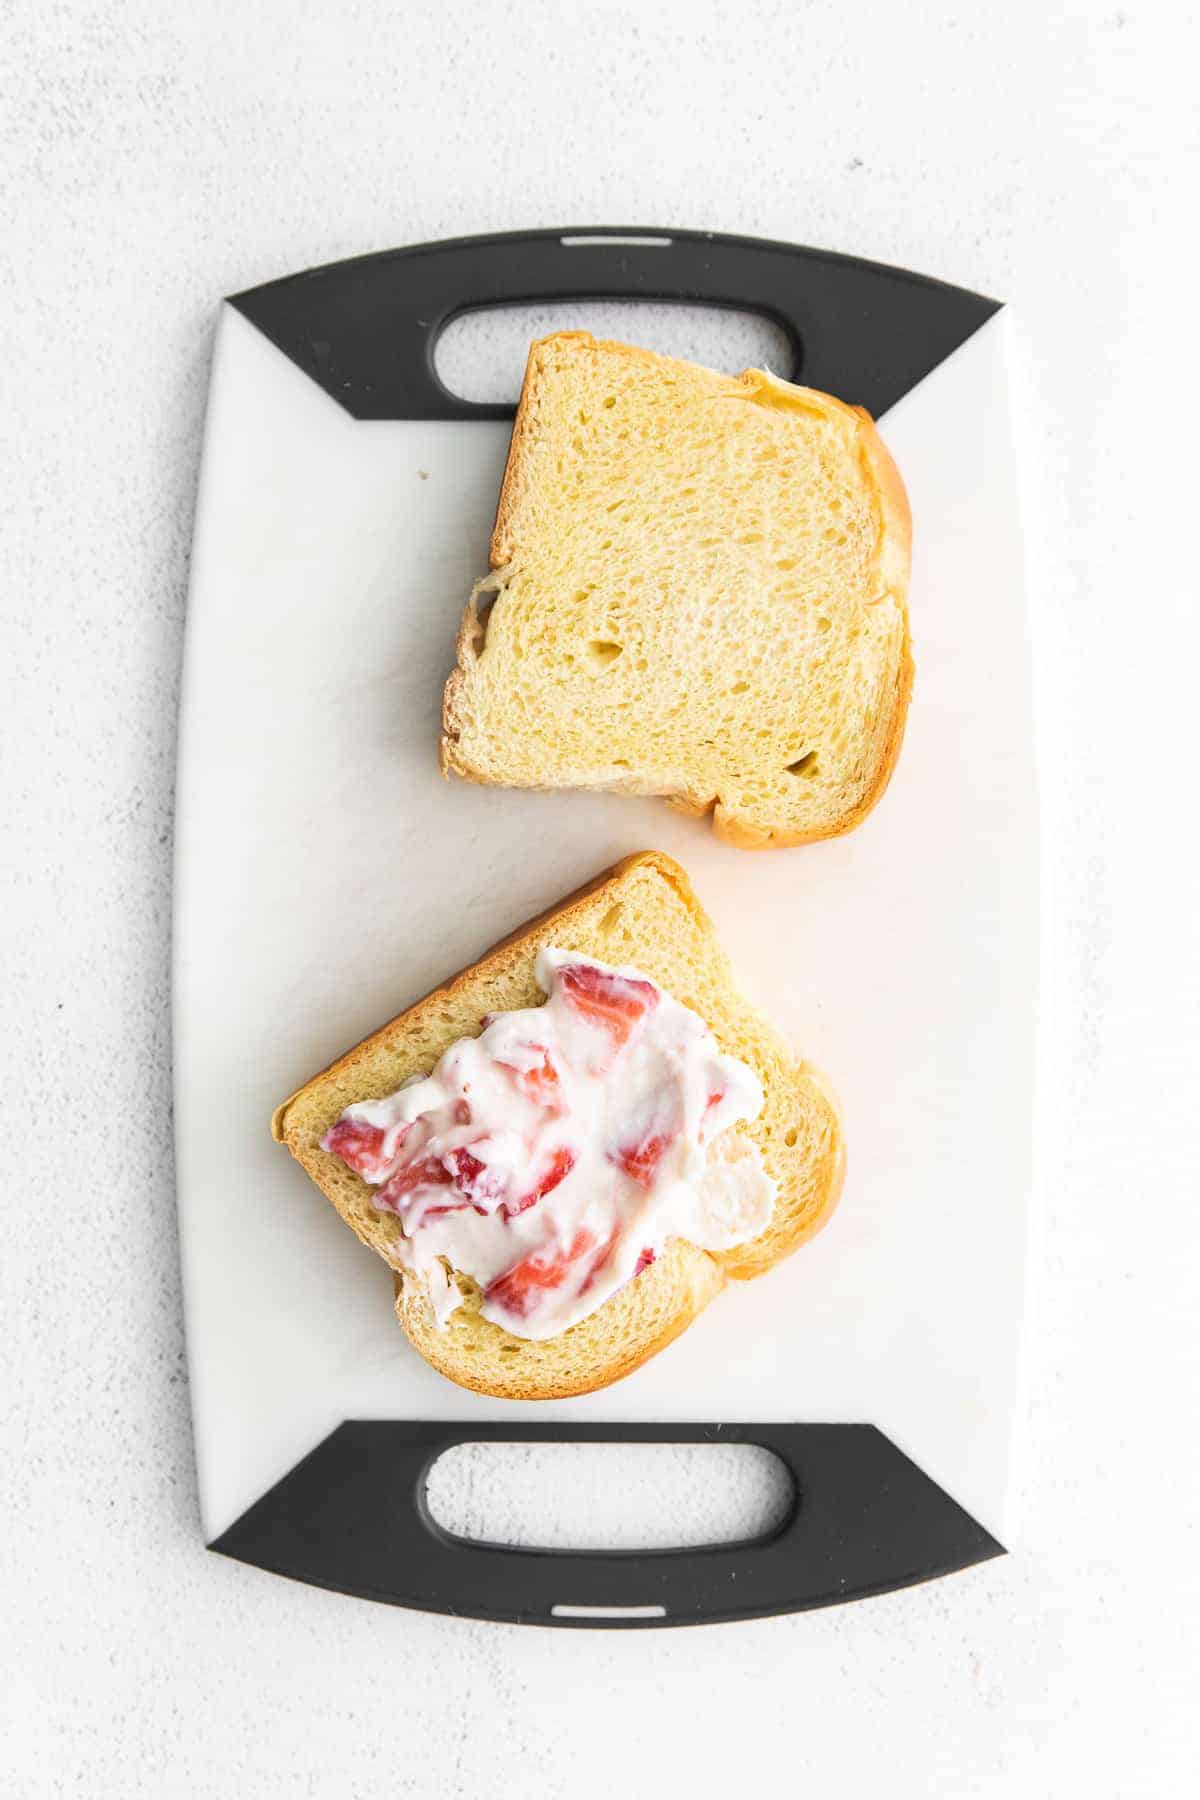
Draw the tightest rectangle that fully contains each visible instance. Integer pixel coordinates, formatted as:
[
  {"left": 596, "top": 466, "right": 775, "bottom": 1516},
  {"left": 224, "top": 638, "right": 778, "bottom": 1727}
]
[
  {"left": 273, "top": 850, "right": 844, "bottom": 1398},
  {"left": 487, "top": 328, "right": 573, "bottom": 568},
  {"left": 392, "top": 1238, "right": 725, "bottom": 1401},
  {"left": 442, "top": 333, "right": 914, "bottom": 845}
]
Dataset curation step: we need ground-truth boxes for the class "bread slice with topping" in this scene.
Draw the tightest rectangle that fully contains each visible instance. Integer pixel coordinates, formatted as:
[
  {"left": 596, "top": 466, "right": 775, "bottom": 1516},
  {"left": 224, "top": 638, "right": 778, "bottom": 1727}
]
[
  {"left": 442, "top": 332, "right": 912, "bottom": 848},
  {"left": 272, "top": 851, "right": 844, "bottom": 1399}
]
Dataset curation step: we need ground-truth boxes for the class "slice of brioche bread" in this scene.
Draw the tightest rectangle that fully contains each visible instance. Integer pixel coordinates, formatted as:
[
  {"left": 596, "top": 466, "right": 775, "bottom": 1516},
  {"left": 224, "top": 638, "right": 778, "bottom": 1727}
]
[
  {"left": 442, "top": 333, "right": 912, "bottom": 849},
  {"left": 272, "top": 851, "right": 844, "bottom": 1399}
]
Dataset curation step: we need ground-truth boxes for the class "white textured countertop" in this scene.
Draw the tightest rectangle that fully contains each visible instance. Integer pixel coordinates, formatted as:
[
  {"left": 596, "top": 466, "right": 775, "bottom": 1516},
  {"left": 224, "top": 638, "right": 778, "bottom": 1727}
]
[{"left": 2, "top": 2, "right": 1197, "bottom": 1794}]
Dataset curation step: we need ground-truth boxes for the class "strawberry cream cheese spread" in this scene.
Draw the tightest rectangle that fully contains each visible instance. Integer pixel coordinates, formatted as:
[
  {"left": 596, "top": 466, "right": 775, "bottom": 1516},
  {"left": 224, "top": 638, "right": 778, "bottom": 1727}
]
[{"left": 320, "top": 950, "right": 776, "bottom": 1340}]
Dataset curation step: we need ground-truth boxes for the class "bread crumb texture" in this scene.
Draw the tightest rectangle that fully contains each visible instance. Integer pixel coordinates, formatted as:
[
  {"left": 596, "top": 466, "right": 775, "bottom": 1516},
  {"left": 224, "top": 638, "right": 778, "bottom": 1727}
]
[
  {"left": 442, "top": 334, "right": 912, "bottom": 848},
  {"left": 274, "top": 852, "right": 844, "bottom": 1398}
]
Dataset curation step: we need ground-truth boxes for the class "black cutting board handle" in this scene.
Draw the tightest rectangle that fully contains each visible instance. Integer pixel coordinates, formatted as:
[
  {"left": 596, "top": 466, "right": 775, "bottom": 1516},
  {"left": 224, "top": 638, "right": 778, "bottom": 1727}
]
[
  {"left": 231, "top": 224, "right": 997, "bottom": 421},
  {"left": 212, "top": 1421, "right": 1002, "bottom": 1628}
]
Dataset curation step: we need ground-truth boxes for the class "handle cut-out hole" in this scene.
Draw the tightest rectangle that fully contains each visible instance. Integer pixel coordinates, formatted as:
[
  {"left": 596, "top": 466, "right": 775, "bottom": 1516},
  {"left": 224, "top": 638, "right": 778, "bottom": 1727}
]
[
  {"left": 435, "top": 304, "right": 794, "bottom": 407},
  {"left": 560, "top": 234, "right": 673, "bottom": 248},
  {"left": 424, "top": 1442, "right": 794, "bottom": 1550},
  {"left": 551, "top": 1603, "right": 668, "bottom": 1620}
]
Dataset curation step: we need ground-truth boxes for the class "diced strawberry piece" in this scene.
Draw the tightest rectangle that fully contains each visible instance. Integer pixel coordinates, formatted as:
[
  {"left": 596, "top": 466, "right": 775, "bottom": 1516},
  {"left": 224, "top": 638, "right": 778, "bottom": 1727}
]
[
  {"left": 579, "top": 1224, "right": 622, "bottom": 1294},
  {"left": 612, "top": 1130, "right": 675, "bottom": 1189},
  {"left": 418, "top": 1199, "right": 476, "bottom": 1221},
  {"left": 374, "top": 1154, "right": 454, "bottom": 1214},
  {"left": 697, "top": 1085, "right": 728, "bottom": 1141},
  {"left": 321, "top": 1116, "right": 401, "bottom": 1182},
  {"left": 556, "top": 962, "right": 659, "bottom": 1053},
  {"left": 485, "top": 1227, "right": 597, "bottom": 1320},
  {"left": 377, "top": 1141, "right": 516, "bottom": 1218},
  {"left": 495, "top": 1043, "right": 564, "bottom": 1112},
  {"left": 634, "top": 1247, "right": 656, "bottom": 1276},
  {"left": 609, "top": 1087, "right": 681, "bottom": 1189},
  {"left": 519, "top": 1048, "right": 563, "bottom": 1109},
  {"left": 444, "top": 1146, "right": 483, "bottom": 1185},
  {"left": 501, "top": 1146, "right": 576, "bottom": 1219},
  {"left": 444, "top": 1146, "right": 508, "bottom": 1211}
]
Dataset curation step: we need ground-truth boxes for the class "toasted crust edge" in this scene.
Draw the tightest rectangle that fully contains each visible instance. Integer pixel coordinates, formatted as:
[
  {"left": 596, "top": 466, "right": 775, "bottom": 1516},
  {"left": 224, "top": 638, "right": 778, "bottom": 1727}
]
[
  {"left": 441, "top": 332, "right": 914, "bottom": 843},
  {"left": 392, "top": 1243, "right": 726, "bottom": 1402}
]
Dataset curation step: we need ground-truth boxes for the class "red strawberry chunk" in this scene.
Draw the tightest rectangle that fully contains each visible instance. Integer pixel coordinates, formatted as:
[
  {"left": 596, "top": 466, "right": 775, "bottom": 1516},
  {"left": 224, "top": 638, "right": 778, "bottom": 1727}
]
[
  {"left": 501, "top": 1146, "right": 576, "bottom": 1219},
  {"left": 321, "top": 1116, "right": 400, "bottom": 1182},
  {"left": 374, "top": 1154, "right": 455, "bottom": 1215},
  {"left": 517, "top": 1047, "right": 563, "bottom": 1109},
  {"left": 609, "top": 1086, "right": 681, "bottom": 1189},
  {"left": 444, "top": 1147, "right": 508, "bottom": 1211},
  {"left": 579, "top": 1224, "right": 622, "bottom": 1294},
  {"left": 418, "top": 1198, "right": 477, "bottom": 1221},
  {"left": 485, "top": 1227, "right": 598, "bottom": 1320},
  {"left": 374, "top": 1140, "right": 518, "bottom": 1220},
  {"left": 634, "top": 1247, "right": 656, "bottom": 1276},
  {"left": 612, "top": 1130, "right": 675, "bottom": 1189},
  {"left": 556, "top": 962, "right": 659, "bottom": 1053},
  {"left": 495, "top": 1043, "right": 564, "bottom": 1113}
]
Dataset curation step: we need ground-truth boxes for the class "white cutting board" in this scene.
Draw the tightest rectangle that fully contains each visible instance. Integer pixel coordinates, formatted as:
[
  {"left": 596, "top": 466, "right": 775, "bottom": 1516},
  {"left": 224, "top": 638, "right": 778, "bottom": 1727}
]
[{"left": 175, "top": 301, "right": 1035, "bottom": 1547}]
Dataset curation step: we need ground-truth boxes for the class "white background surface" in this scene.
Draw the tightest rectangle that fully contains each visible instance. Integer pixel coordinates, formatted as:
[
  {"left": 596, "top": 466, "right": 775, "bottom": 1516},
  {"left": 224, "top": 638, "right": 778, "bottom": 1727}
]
[{"left": 2, "top": 1, "right": 1197, "bottom": 1794}]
